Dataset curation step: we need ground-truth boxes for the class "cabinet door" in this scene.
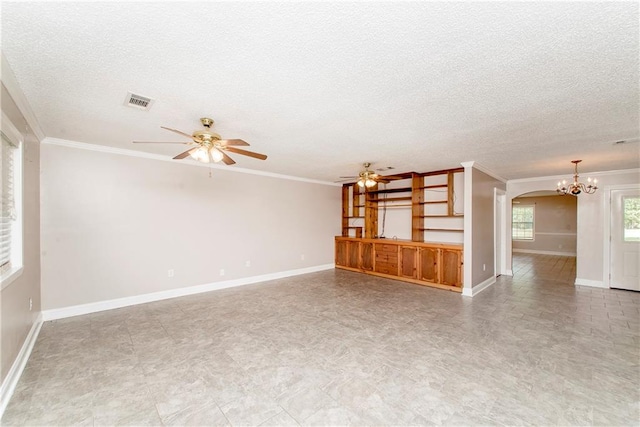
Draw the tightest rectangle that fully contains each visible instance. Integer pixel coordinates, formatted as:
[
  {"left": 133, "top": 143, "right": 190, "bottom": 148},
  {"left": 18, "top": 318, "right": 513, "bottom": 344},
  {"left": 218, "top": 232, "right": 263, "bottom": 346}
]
[
  {"left": 335, "top": 240, "right": 348, "bottom": 267},
  {"left": 441, "top": 249, "right": 462, "bottom": 287},
  {"left": 347, "top": 241, "right": 360, "bottom": 269},
  {"left": 419, "top": 247, "right": 439, "bottom": 283},
  {"left": 399, "top": 246, "right": 418, "bottom": 279},
  {"left": 361, "top": 242, "right": 374, "bottom": 271}
]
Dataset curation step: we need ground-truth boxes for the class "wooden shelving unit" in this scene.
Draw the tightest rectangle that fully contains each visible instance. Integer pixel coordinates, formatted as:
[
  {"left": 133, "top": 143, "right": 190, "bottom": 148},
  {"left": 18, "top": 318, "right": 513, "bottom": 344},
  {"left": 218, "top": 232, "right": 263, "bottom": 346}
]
[{"left": 340, "top": 167, "right": 464, "bottom": 241}]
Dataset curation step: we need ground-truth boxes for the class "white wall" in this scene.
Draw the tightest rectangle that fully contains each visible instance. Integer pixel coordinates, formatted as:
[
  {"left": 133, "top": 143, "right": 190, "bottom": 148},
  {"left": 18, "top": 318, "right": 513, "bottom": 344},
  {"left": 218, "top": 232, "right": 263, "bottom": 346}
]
[
  {"left": 512, "top": 195, "right": 577, "bottom": 255},
  {"left": 470, "top": 167, "right": 507, "bottom": 287},
  {"left": 40, "top": 143, "right": 341, "bottom": 310},
  {"left": 507, "top": 169, "right": 640, "bottom": 286},
  {"left": 0, "top": 84, "right": 41, "bottom": 384}
]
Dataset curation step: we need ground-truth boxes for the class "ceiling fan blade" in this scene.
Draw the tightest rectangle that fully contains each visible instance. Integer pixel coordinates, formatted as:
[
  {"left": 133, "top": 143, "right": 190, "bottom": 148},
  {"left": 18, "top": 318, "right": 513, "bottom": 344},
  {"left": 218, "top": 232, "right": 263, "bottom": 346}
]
[
  {"left": 221, "top": 151, "right": 236, "bottom": 165},
  {"left": 173, "top": 148, "right": 198, "bottom": 160},
  {"left": 338, "top": 176, "right": 359, "bottom": 179},
  {"left": 219, "top": 139, "right": 250, "bottom": 146},
  {"left": 160, "top": 126, "right": 195, "bottom": 140},
  {"left": 378, "top": 175, "right": 404, "bottom": 180},
  {"left": 224, "top": 146, "right": 267, "bottom": 160},
  {"left": 133, "top": 141, "right": 192, "bottom": 144}
]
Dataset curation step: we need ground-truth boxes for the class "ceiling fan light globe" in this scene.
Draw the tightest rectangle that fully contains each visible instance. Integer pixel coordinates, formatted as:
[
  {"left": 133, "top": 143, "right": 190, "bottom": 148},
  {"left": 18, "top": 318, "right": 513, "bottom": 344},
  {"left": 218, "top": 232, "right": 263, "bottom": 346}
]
[
  {"left": 357, "top": 180, "right": 365, "bottom": 188},
  {"left": 210, "top": 148, "right": 224, "bottom": 163},
  {"left": 365, "top": 179, "right": 376, "bottom": 188}
]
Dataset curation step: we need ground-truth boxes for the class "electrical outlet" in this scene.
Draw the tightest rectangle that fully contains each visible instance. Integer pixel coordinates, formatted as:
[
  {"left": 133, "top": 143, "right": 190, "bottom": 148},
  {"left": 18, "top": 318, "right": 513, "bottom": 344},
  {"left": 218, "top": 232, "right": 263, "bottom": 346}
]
[
  {"left": 29, "top": 298, "right": 32, "bottom": 311},
  {"left": 245, "top": 260, "right": 251, "bottom": 267},
  {"left": 300, "top": 254, "right": 305, "bottom": 261},
  {"left": 167, "top": 269, "right": 174, "bottom": 278},
  {"left": 220, "top": 269, "right": 225, "bottom": 276}
]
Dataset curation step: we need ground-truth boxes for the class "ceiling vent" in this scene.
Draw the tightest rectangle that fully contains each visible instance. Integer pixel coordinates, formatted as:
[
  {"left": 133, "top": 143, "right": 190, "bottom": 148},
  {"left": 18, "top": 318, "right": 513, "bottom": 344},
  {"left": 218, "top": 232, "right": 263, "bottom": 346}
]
[{"left": 124, "top": 92, "right": 154, "bottom": 110}]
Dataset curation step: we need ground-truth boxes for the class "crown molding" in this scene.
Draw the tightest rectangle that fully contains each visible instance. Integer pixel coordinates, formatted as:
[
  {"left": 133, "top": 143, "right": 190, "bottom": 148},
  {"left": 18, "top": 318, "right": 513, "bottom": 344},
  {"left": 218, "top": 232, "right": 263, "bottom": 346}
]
[
  {"left": 508, "top": 168, "right": 640, "bottom": 184},
  {"left": 460, "top": 161, "right": 507, "bottom": 183},
  {"left": 1, "top": 52, "right": 46, "bottom": 142},
  {"left": 42, "top": 137, "right": 340, "bottom": 186}
]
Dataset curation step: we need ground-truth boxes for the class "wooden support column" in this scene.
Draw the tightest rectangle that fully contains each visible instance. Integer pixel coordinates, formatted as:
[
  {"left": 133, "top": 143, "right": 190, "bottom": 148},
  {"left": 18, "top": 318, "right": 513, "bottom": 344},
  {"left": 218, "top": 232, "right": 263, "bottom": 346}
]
[{"left": 412, "top": 173, "right": 424, "bottom": 242}]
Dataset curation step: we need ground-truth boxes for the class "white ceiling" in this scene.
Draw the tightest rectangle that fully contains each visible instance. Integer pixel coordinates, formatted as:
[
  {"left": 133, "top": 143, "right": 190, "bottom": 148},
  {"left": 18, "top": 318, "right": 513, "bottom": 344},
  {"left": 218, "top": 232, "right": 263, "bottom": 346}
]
[{"left": 2, "top": 2, "right": 638, "bottom": 182}]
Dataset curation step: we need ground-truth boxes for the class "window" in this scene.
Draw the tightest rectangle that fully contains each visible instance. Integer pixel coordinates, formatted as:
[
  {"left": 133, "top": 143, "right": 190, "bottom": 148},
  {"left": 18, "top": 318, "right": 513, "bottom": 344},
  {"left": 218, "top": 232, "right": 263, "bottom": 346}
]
[
  {"left": 512, "top": 205, "right": 534, "bottom": 240},
  {"left": 1, "top": 112, "right": 23, "bottom": 288},
  {"left": 624, "top": 196, "right": 640, "bottom": 242}
]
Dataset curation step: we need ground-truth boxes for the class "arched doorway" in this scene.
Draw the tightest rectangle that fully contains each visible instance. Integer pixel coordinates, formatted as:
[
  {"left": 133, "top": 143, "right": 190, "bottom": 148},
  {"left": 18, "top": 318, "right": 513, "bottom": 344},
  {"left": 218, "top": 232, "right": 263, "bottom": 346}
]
[{"left": 510, "top": 190, "right": 577, "bottom": 284}]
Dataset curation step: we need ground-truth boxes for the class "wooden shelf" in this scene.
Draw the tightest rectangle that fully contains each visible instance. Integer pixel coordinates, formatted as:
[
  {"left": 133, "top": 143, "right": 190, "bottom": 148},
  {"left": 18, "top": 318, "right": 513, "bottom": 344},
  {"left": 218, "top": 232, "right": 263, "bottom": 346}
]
[
  {"left": 366, "top": 187, "right": 412, "bottom": 194},
  {"left": 417, "top": 184, "right": 448, "bottom": 190},
  {"left": 413, "top": 215, "right": 464, "bottom": 218},
  {"left": 341, "top": 167, "right": 464, "bottom": 241},
  {"left": 370, "top": 196, "right": 413, "bottom": 202}
]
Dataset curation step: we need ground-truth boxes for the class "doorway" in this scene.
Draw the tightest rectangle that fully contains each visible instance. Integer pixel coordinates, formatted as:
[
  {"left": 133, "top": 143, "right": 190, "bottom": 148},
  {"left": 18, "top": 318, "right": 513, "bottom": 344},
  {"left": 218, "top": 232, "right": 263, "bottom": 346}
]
[{"left": 608, "top": 186, "right": 640, "bottom": 291}]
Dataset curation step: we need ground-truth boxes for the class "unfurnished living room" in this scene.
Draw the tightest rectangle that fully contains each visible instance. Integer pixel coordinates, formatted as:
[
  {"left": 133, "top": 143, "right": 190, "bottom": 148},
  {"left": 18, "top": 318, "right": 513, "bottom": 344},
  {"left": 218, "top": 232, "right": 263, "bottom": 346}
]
[{"left": 1, "top": 2, "right": 639, "bottom": 426}]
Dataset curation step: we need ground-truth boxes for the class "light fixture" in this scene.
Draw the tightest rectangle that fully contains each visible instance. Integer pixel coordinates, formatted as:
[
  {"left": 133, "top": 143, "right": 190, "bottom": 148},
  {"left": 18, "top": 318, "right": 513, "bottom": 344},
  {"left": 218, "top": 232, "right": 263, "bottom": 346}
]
[
  {"left": 189, "top": 147, "right": 209, "bottom": 163},
  {"left": 189, "top": 145, "right": 226, "bottom": 164},
  {"left": 357, "top": 173, "right": 377, "bottom": 188},
  {"left": 556, "top": 160, "right": 598, "bottom": 196},
  {"left": 210, "top": 148, "right": 224, "bottom": 162}
]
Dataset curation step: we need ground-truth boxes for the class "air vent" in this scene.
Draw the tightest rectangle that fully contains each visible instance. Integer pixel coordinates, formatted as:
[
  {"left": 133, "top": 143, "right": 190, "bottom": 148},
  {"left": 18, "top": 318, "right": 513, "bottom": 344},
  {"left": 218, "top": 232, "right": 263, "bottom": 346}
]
[{"left": 124, "top": 92, "right": 154, "bottom": 110}]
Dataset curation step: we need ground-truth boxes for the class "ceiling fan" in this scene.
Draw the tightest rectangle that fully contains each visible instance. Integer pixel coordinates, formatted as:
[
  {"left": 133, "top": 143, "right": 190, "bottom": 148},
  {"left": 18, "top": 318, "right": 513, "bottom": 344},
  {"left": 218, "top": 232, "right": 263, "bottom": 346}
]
[
  {"left": 338, "top": 163, "right": 404, "bottom": 188},
  {"left": 133, "top": 117, "right": 267, "bottom": 165}
]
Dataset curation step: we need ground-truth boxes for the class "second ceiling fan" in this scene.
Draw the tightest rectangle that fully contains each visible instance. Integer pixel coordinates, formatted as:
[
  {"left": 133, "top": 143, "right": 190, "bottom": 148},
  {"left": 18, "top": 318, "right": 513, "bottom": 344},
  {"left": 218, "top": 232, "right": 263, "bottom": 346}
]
[
  {"left": 133, "top": 117, "right": 267, "bottom": 165},
  {"left": 339, "top": 163, "right": 404, "bottom": 188}
]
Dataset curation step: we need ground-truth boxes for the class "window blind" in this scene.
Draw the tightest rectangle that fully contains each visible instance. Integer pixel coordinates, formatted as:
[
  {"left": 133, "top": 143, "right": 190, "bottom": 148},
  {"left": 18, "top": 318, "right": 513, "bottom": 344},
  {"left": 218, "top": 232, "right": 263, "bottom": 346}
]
[{"left": 0, "top": 131, "right": 17, "bottom": 271}]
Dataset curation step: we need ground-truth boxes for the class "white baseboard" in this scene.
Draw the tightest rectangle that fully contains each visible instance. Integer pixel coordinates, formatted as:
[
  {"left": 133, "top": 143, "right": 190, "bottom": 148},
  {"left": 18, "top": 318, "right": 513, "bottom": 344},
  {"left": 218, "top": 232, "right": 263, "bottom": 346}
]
[
  {"left": 513, "top": 249, "right": 576, "bottom": 256},
  {"left": 575, "top": 278, "right": 607, "bottom": 288},
  {"left": 462, "top": 276, "right": 496, "bottom": 297},
  {"left": 42, "top": 264, "right": 335, "bottom": 321},
  {"left": 0, "top": 313, "right": 43, "bottom": 418}
]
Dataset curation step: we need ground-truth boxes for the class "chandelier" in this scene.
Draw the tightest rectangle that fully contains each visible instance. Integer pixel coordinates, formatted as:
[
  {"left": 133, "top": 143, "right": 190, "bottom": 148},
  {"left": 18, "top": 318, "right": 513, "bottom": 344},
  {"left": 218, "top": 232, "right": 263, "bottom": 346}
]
[{"left": 556, "top": 160, "right": 598, "bottom": 195}]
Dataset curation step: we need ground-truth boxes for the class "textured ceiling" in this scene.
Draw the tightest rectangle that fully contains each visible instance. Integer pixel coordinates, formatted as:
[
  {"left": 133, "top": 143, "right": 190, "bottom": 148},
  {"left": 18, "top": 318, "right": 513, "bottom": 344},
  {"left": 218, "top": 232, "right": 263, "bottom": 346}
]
[{"left": 2, "top": 2, "right": 639, "bottom": 182}]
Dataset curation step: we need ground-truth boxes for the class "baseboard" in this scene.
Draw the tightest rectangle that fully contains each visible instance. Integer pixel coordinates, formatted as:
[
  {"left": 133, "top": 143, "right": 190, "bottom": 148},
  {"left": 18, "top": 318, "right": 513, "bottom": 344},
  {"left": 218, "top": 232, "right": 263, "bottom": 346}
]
[
  {"left": 462, "top": 276, "right": 496, "bottom": 297},
  {"left": 504, "top": 269, "right": 514, "bottom": 276},
  {"left": 0, "top": 313, "right": 43, "bottom": 418},
  {"left": 575, "top": 278, "right": 607, "bottom": 288},
  {"left": 42, "top": 264, "right": 335, "bottom": 321},
  {"left": 513, "top": 249, "right": 576, "bottom": 256}
]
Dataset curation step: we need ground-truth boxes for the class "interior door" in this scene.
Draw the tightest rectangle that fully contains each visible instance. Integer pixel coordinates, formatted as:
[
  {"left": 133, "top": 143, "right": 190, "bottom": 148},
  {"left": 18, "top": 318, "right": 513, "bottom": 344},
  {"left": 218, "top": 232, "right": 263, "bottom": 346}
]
[{"left": 610, "top": 188, "right": 640, "bottom": 291}]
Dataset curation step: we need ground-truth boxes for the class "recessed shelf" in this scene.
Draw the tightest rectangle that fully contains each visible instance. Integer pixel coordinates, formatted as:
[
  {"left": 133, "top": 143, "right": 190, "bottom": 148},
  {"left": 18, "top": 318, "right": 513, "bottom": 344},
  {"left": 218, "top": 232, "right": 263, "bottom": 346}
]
[
  {"left": 417, "top": 184, "right": 448, "bottom": 190},
  {"left": 369, "top": 196, "right": 413, "bottom": 202},
  {"left": 366, "top": 187, "right": 412, "bottom": 194},
  {"left": 413, "top": 215, "right": 464, "bottom": 218}
]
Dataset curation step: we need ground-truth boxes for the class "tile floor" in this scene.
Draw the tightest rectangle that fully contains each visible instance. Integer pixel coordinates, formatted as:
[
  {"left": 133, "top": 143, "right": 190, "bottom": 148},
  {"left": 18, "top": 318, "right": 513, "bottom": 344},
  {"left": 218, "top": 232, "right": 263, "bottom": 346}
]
[{"left": 2, "top": 254, "right": 639, "bottom": 426}]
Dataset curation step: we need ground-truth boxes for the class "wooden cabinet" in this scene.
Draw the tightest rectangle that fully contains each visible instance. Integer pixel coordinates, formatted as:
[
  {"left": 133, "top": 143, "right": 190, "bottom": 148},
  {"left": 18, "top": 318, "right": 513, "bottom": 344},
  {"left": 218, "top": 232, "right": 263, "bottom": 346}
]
[
  {"left": 347, "top": 240, "right": 360, "bottom": 269},
  {"left": 335, "top": 237, "right": 463, "bottom": 292},
  {"left": 335, "top": 239, "right": 348, "bottom": 267},
  {"left": 441, "top": 248, "right": 463, "bottom": 287},
  {"left": 361, "top": 242, "right": 374, "bottom": 271},
  {"left": 399, "top": 246, "right": 418, "bottom": 279},
  {"left": 418, "top": 247, "right": 439, "bottom": 283},
  {"left": 374, "top": 243, "right": 398, "bottom": 275}
]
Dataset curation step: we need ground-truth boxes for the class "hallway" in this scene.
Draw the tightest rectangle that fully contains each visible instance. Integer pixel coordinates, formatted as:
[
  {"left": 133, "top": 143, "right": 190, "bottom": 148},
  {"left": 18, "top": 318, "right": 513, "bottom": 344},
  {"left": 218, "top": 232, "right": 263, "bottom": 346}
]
[{"left": 512, "top": 252, "right": 576, "bottom": 284}]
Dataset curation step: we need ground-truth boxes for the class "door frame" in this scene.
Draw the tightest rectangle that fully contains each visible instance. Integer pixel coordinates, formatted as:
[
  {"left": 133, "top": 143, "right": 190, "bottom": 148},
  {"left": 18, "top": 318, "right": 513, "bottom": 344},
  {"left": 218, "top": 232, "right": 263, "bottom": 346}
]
[
  {"left": 603, "top": 183, "right": 640, "bottom": 288},
  {"left": 494, "top": 188, "right": 508, "bottom": 277}
]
